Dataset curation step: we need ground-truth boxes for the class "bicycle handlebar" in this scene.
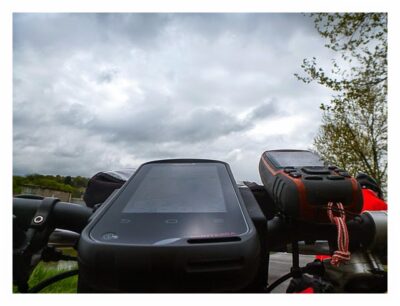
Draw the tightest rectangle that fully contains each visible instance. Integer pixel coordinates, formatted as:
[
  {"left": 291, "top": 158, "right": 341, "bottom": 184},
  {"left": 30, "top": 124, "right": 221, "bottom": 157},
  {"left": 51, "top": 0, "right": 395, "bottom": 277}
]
[
  {"left": 13, "top": 197, "right": 386, "bottom": 254},
  {"left": 12, "top": 196, "right": 386, "bottom": 294},
  {"left": 13, "top": 197, "right": 92, "bottom": 233},
  {"left": 267, "top": 215, "right": 370, "bottom": 250}
]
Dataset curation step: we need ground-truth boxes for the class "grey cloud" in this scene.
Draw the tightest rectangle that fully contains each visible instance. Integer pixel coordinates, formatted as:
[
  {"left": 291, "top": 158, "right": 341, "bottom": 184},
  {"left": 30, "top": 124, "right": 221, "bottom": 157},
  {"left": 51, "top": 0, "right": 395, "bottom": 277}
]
[
  {"left": 172, "top": 108, "right": 247, "bottom": 142},
  {"left": 95, "top": 13, "right": 171, "bottom": 44},
  {"left": 170, "top": 13, "right": 314, "bottom": 46},
  {"left": 87, "top": 106, "right": 249, "bottom": 145},
  {"left": 97, "top": 68, "right": 119, "bottom": 84},
  {"left": 13, "top": 13, "right": 170, "bottom": 53},
  {"left": 246, "top": 99, "right": 281, "bottom": 121},
  {"left": 13, "top": 13, "right": 334, "bottom": 178}
]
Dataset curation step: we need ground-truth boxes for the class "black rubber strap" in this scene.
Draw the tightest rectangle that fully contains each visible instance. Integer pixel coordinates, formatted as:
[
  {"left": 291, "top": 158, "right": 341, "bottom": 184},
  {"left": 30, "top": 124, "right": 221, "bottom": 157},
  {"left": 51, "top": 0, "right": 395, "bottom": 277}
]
[{"left": 30, "top": 197, "right": 60, "bottom": 229}]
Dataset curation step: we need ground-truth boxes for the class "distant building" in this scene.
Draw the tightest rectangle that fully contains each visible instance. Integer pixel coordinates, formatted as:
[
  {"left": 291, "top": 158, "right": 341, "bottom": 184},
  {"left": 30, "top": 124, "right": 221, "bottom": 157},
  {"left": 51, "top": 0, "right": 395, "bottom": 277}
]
[{"left": 20, "top": 184, "right": 72, "bottom": 202}]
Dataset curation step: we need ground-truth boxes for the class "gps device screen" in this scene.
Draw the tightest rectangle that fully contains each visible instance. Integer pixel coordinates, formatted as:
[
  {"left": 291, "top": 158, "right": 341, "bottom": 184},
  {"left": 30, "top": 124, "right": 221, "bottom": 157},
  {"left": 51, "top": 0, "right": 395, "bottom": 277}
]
[
  {"left": 89, "top": 160, "right": 249, "bottom": 244},
  {"left": 123, "top": 164, "right": 226, "bottom": 213},
  {"left": 268, "top": 151, "right": 325, "bottom": 168}
]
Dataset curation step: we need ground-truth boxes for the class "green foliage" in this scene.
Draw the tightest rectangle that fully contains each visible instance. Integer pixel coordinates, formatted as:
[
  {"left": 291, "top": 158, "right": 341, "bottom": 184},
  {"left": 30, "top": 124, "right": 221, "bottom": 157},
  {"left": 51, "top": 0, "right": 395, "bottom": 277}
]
[
  {"left": 64, "top": 176, "right": 72, "bottom": 186},
  {"left": 13, "top": 174, "right": 89, "bottom": 197},
  {"left": 27, "top": 262, "right": 77, "bottom": 293},
  {"left": 14, "top": 250, "right": 78, "bottom": 293},
  {"left": 296, "top": 13, "right": 387, "bottom": 192}
]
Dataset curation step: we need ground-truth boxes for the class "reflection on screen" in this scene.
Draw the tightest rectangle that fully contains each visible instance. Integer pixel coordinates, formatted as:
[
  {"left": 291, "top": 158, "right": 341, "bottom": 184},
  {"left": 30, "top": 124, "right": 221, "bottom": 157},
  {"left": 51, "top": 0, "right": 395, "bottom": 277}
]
[
  {"left": 269, "top": 151, "right": 325, "bottom": 168},
  {"left": 122, "top": 164, "right": 227, "bottom": 213}
]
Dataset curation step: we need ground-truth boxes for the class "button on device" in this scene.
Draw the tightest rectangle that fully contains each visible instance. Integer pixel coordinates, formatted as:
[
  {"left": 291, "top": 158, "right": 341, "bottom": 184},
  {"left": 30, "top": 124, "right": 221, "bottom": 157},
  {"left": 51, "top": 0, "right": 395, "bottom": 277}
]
[
  {"left": 304, "top": 176, "right": 323, "bottom": 180},
  {"left": 289, "top": 172, "right": 302, "bottom": 178},
  {"left": 327, "top": 175, "right": 345, "bottom": 180},
  {"left": 165, "top": 219, "right": 178, "bottom": 224},
  {"left": 102, "top": 232, "right": 119, "bottom": 240},
  {"left": 301, "top": 167, "right": 331, "bottom": 175},
  {"left": 338, "top": 171, "right": 351, "bottom": 178},
  {"left": 284, "top": 167, "right": 296, "bottom": 173}
]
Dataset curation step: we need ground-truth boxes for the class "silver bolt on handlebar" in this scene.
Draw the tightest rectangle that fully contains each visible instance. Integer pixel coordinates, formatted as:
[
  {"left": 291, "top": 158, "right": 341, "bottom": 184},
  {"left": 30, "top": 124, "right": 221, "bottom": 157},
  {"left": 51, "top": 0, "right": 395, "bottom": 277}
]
[{"left": 33, "top": 216, "right": 44, "bottom": 224}]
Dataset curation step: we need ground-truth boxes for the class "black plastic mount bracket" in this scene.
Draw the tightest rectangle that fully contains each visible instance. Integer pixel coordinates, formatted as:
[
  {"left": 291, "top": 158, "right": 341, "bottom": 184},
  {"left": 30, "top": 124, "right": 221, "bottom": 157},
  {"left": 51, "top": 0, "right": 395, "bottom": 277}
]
[{"left": 30, "top": 197, "right": 60, "bottom": 229}]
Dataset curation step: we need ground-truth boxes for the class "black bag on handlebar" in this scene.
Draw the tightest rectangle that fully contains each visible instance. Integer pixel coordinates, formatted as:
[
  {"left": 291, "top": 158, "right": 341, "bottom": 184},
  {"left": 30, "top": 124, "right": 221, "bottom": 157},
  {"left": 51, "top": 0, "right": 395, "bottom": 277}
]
[{"left": 83, "top": 169, "right": 135, "bottom": 207}]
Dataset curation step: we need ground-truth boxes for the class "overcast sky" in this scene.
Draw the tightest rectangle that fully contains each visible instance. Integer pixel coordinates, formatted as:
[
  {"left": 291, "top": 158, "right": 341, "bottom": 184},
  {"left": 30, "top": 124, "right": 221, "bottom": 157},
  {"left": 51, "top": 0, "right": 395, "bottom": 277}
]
[{"left": 13, "top": 13, "right": 336, "bottom": 182}]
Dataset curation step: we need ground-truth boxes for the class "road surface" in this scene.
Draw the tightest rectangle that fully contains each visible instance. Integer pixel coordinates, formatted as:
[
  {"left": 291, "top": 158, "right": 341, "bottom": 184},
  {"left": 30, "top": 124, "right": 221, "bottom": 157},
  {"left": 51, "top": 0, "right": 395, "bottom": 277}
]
[{"left": 268, "top": 253, "right": 316, "bottom": 293}]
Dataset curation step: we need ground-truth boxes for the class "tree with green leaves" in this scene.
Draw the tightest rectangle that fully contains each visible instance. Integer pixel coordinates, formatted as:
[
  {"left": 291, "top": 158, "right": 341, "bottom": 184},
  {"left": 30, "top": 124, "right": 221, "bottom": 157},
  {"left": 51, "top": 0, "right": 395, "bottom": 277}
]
[
  {"left": 64, "top": 175, "right": 72, "bottom": 186},
  {"left": 13, "top": 174, "right": 89, "bottom": 196},
  {"left": 296, "top": 13, "right": 387, "bottom": 192}
]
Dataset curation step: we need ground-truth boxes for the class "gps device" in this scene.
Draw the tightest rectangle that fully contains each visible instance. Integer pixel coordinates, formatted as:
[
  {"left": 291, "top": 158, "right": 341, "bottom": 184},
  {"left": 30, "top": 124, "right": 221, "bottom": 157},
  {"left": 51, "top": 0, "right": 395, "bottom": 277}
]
[
  {"left": 78, "top": 159, "right": 260, "bottom": 293},
  {"left": 259, "top": 150, "right": 363, "bottom": 222}
]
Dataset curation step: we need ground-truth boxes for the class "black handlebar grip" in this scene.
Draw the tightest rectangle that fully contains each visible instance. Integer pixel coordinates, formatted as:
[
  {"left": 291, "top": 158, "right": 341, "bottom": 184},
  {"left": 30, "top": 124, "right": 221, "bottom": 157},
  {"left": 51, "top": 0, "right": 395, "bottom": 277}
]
[
  {"left": 266, "top": 213, "right": 379, "bottom": 251},
  {"left": 13, "top": 198, "right": 93, "bottom": 233}
]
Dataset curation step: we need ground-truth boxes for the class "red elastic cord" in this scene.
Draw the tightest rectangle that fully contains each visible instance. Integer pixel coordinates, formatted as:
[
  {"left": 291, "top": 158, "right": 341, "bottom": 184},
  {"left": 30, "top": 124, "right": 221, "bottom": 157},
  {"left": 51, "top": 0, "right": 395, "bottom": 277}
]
[{"left": 327, "top": 202, "right": 351, "bottom": 267}]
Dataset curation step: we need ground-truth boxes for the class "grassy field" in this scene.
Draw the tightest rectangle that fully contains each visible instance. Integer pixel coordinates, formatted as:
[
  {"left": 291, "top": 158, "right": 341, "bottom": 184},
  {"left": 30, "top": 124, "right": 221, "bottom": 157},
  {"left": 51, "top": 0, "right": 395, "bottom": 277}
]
[{"left": 14, "top": 248, "right": 78, "bottom": 293}]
